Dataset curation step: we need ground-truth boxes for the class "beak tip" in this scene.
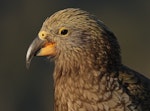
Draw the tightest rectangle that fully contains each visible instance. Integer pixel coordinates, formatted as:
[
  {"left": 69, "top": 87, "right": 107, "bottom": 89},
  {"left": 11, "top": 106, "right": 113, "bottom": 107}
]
[
  {"left": 26, "top": 62, "right": 30, "bottom": 69},
  {"left": 26, "top": 45, "right": 33, "bottom": 69},
  {"left": 26, "top": 55, "right": 31, "bottom": 69}
]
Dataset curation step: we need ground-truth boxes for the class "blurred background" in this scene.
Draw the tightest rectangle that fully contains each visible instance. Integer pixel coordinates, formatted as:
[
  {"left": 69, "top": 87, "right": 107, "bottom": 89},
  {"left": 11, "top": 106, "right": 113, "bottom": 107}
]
[{"left": 0, "top": 0, "right": 150, "bottom": 111}]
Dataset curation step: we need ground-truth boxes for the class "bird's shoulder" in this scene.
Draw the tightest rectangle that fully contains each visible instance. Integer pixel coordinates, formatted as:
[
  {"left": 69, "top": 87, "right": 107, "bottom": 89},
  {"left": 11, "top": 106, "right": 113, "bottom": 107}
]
[{"left": 118, "top": 65, "right": 150, "bottom": 109}]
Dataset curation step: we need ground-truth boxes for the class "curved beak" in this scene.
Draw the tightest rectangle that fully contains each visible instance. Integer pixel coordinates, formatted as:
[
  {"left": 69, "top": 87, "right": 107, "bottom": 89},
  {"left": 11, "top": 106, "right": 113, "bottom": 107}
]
[{"left": 26, "top": 37, "right": 56, "bottom": 68}]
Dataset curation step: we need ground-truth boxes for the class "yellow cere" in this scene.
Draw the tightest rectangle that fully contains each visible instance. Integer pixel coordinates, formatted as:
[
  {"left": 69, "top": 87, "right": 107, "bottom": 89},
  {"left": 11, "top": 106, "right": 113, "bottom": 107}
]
[{"left": 38, "top": 31, "right": 48, "bottom": 40}]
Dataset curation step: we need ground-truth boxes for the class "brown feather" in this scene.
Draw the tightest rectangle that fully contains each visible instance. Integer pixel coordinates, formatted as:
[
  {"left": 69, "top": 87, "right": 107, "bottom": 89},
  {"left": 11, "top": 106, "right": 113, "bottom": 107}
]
[{"left": 26, "top": 8, "right": 150, "bottom": 111}]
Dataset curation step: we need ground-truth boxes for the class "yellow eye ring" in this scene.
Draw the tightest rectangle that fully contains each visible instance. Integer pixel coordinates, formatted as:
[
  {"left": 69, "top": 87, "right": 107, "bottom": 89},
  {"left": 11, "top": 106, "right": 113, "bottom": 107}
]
[
  {"left": 38, "top": 31, "right": 48, "bottom": 40},
  {"left": 59, "top": 27, "right": 69, "bottom": 36}
]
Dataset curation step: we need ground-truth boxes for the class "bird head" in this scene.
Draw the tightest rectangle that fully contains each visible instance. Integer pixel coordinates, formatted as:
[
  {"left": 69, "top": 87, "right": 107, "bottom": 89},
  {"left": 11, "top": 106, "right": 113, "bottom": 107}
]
[{"left": 26, "top": 8, "right": 121, "bottom": 72}]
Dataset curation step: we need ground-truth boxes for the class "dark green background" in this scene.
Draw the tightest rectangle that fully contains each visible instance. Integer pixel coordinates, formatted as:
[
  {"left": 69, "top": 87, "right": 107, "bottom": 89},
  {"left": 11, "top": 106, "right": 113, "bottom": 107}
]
[{"left": 0, "top": 0, "right": 150, "bottom": 111}]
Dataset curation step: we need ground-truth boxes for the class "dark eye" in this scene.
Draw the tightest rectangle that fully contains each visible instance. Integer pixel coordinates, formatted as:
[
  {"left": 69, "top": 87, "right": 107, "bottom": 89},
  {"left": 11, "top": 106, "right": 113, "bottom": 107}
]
[
  {"left": 59, "top": 27, "right": 69, "bottom": 36},
  {"left": 60, "top": 29, "right": 68, "bottom": 35}
]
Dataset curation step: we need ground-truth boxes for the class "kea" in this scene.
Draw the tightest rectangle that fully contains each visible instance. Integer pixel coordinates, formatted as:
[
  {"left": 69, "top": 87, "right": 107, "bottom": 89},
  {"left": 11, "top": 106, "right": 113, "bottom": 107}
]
[{"left": 26, "top": 8, "right": 150, "bottom": 111}]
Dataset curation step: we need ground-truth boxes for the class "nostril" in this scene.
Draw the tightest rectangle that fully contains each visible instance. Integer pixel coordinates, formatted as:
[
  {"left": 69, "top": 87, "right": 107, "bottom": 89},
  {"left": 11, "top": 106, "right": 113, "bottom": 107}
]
[{"left": 38, "top": 31, "right": 48, "bottom": 40}]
